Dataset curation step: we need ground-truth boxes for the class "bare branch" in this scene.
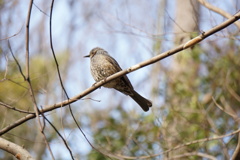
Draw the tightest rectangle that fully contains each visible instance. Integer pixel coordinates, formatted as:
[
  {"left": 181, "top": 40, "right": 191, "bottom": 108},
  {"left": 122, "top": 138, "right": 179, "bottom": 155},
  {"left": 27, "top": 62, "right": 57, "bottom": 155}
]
[
  {"left": 198, "top": 0, "right": 240, "bottom": 29},
  {"left": 42, "top": 111, "right": 74, "bottom": 159},
  {"left": 212, "top": 97, "right": 238, "bottom": 120},
  {"left": 1, "top": 50, "right": 8, "bottom": 81},
  {"left": 25, "top": 0, "right": 54, "bottom": 158},
  {"left": 33, "top": 2, "right": 49, "bottom": 17},
  {"left": 0, "top": 102, "right": 35, "bottom": 114},
  {"left": 0, "top": 137, "right": 35, "bottom": 160},
  {"left": 0, "top": 25, "right": 23, "bottom": 41},
  {"left": 8, "top": 40, "right": 26, "bottom": 80},
  {"left": 25, "top": 0, "right": 32, "bottom": 81}
]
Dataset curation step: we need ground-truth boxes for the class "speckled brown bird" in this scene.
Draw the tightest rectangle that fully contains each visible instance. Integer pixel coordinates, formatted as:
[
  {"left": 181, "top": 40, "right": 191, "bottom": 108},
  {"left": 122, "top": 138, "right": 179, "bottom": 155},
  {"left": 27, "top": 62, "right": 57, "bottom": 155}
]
[{"left": 84, "top": 47, "right": 152, "bottom": 112}]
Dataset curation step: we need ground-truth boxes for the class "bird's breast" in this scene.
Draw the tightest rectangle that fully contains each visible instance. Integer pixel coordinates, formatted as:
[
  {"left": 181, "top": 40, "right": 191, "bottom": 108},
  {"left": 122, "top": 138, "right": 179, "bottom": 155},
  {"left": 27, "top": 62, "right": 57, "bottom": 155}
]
[{"left": 90, "top": 54, "right": 119, "bottom": 88}]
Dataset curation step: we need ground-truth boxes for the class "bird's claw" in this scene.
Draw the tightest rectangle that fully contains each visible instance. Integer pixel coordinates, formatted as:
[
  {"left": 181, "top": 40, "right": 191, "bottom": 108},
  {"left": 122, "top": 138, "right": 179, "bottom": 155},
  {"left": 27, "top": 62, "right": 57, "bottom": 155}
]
[{"left": 92, "top": 82, "right": 101, "bottom": 89}]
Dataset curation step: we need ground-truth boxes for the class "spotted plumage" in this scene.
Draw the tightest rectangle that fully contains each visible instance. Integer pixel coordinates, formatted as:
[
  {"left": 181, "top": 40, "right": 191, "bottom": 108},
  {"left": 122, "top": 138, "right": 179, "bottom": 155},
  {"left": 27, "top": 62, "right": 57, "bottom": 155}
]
[{"left": 84, "top": 47, "right": 152, "bottom": 112}]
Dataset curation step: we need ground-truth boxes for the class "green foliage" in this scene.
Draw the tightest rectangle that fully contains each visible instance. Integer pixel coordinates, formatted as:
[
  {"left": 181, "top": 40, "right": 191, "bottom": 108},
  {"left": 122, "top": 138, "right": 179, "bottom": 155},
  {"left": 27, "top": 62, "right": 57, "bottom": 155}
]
[
  {"left": 0, "top": 53, "right": 67, "bottom": 157},
  {"left": 86, "top": 107, "right": 158, "bottom": 159}
]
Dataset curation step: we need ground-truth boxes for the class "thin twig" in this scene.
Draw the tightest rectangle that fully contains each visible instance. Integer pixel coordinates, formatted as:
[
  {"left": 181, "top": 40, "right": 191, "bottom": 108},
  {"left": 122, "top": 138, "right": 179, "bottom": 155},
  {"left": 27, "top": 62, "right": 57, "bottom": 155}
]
[
  {"left": 25, "top": 0, "right": 54, "bottom": 159},
  {"left": 232, "top": 133, "right": 240, "bottom": 160},
  {"left": 5, "top": 78, "right": 29, "bottom": 90},
  {"left": 212, "top": 97, "right": 238, "bottom": 120},
  {"left": 0, "top": 102, "right": 35, "bottom": 114},
  {"left": 204, "top": 98, "right": 231, "bottom": 159},
  {"left": 43, "top": 114, "right": 74, "bottom": 160},
  {"left": 33, "top": 2, "right": 49, "bottom": 16},
  {"left": 25, "top": 0, "right": 32, "bottom": 82},
  {"left": 1, "top": 50, "right": 8, "bottom": 81},
  {"left": 48, "top": 0, "right": 111, "bottom": 158},
  {"left": 8, "top": 40, "right": 26, "bottom": 80},
  {"left": 226, "top": 84, "right": 240, "bottom": 102},
  {"left": 0, "top": 25, "right": 23, "bottom": 41},
  {"left": 198, "top": 0, "right": 240, "bottom": 30},
  {"left": 106, "top": 129, "right": 240, "bottom": 159}
]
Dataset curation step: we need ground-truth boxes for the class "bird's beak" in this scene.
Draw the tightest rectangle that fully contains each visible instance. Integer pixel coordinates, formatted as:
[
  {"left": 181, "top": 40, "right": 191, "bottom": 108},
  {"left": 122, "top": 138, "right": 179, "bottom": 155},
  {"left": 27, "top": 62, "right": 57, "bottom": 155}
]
[{"left": 84, "top": 55, "right": 90, "bottom": 58}]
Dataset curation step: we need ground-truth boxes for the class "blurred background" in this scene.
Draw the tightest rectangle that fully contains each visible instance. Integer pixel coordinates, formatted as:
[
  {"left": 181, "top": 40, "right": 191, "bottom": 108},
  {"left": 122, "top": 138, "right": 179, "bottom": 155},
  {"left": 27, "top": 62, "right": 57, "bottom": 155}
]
[{"left": 0, "top": 0, "right": 240, "bottom": 159}]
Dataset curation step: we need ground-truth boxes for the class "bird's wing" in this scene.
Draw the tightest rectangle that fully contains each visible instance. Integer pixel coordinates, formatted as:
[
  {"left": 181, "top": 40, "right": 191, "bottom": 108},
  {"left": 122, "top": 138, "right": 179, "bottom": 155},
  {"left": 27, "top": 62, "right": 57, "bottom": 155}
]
[{"left": 106, "top": 55, "right": 134, "bottom": 89}]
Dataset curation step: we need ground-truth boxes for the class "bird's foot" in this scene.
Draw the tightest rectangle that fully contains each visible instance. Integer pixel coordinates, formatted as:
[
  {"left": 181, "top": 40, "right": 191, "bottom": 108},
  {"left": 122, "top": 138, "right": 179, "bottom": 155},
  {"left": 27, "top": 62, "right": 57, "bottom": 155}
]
[{"left": 92, "top": 82, "right": 101, "bottom": 89}]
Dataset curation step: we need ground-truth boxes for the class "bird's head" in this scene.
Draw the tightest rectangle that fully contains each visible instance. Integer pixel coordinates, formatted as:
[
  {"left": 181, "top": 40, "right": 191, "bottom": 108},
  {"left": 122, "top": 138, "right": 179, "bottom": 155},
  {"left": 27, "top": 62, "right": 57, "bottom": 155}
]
[{"left": 84, "top": 47, "right": 105, "bottom": 58}]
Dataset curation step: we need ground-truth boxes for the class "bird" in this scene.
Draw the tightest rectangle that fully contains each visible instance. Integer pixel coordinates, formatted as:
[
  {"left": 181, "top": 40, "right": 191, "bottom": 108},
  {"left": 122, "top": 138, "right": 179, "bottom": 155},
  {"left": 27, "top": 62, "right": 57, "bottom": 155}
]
[{"left": 84, "top": 47, "right": 152, "bottom": 112}]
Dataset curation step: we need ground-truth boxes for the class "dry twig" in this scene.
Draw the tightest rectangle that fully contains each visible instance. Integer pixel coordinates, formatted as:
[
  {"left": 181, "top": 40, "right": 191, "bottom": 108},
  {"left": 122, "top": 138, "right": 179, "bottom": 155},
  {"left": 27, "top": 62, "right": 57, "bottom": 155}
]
[
  {"left": 198, "top": 0, "right": 240, "bottom": 29},
  {"left": 0, "top": 137, "right": 35, "bottom": 160}
]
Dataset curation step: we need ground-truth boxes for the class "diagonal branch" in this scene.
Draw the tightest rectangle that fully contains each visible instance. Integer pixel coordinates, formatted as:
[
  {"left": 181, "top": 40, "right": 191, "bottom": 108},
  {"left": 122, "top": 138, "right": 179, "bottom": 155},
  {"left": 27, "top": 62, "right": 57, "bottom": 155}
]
[
  {"left": 198, "top": 0, "right": 240, "bottom": 30},
  {"left": 0, "top": 25, "right": 23, "bottom": 41},
  {"left": 0, "top": 11, "right": 239, "bottom": 136},
  {"left": 0, "top": 102, "right": 35, "bottom": 114},
  {"left": 8, "top": 40, "right": 26, "bottom": 81},
  {"left": 41, "top": 110, "right": 74, "bottom": 159},
  {"left": 0, "top": 137, "right": 34, "bottom": 160}
]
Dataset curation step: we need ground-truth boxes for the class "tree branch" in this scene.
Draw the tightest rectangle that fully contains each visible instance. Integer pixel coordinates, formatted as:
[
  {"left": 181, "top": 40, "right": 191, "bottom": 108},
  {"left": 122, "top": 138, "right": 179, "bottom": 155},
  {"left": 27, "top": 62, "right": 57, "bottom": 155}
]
[
  {"left": 0, "top": 137, "right": 34, "bottom": 160},
  {"left": 198, "top": 0, "right": 240, "bottom": 29},
  {"left": 0, "top": 102, "right": 35, "bottom": 114},
  {"left": 0, "top": 11, "right": 239, "bottom": 136},
  {"left": 25, "top": 0, "right": 54, "bottom": 158}
]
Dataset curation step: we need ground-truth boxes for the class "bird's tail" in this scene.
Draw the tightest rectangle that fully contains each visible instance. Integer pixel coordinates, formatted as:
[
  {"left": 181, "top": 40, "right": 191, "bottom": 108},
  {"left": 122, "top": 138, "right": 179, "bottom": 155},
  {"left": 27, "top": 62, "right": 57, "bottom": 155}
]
[{"left": 130, "top": 90, "right": 152, "bottom": 112}]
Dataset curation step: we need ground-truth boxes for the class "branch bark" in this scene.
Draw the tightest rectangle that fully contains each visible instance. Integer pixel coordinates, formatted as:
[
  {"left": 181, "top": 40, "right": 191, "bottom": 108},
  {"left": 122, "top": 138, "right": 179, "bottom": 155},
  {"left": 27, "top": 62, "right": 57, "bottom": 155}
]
[{"left": 0, "top": 137, "right": 34, "bottom": 160}]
